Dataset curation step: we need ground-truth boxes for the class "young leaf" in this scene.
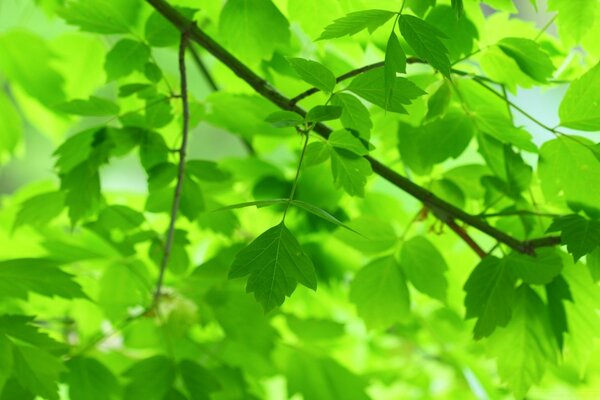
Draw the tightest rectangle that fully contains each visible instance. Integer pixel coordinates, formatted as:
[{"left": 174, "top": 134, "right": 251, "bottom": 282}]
[
  {"left": 0, "top": 258, "right": 87, "bottom": 300},
  {"left": 538, "top": 137, "right": 600, "bottom": 214},
  {"left": 548, "top": 0, "right": 596, "bottom": 43},
  {"left": 384, "top": 32, "right": 407, "bottom": 108},
  {"left": 144, "top": 11, "right": 180, "bottom": 48},
  {"left": 303, "top": 142, "right": 331, "bottom": 166},
  {"left": 497, "top": 38, "right": 554, "bottom": 83},
  {"left": 347, "top": 69, "right": 425, "bottom": 113},
  {"left": 290, "top": 199, "right": 358, "bottom": 234},
  {"left": 425, "top": 80, "right": 452, "bottom": 120},
  {"left": 14, "top": 191, "right": 65, "bottom": 230},
  {"left": 58, "top": 0, "right": 139, "bottom": 34},
  {"left": 330, "top": 148, "right": 372, "bottom": 197},
  {"left": 265, "top": 111, "right": 304, "bottom": 128},
  {"left": 506, "top": 249, "right": 563, "bottom": 285},
  {"left": 212, "top": 199, "right": 289, "bottom": 211},
  {"left": 218, "top": 0, "right": 290, "bottom": 62},
  {"left": 306, "top": 105, "right": 342, "bottom": 122},
  {"left": 317, "top": 10, "right": 396, "bottom": 40},
  {"left": 288, "top": 58, "right": 336, "bottom": 92},
  {"left": 400, "top": 236, "right": 448, "bottom": 302},
  {"left": 464, "top": 256, "right": 517, "bottom": 339},
  {"left": 558, "top": 62, "right": 600, "bottom": 131},
  {"left": 54, "top": 96, "right": 120, "bottom": 116},
  {"left": 487, "top": 285, "right": 558, "bottom": 399},
  {"left": 350, "top": 256, "right": 410, "bottom": 329},
  {"left": 331, "top": 93, "right": 373, "bottom": 136},
  {"left": 545, "top": 275, "right": 572, "bottom": 350},
  {"left": 547, "top": 215, "right": 600, "bottom": 261},
  {"left": 65, "top": 357, "right": 120, "bottom": 400},
  {"left": 328, "top": 130, "right": 369, "bottom": 155},
  {"left": 104, "top": 39, "right": 150, "bottom": 82},
  {"left": 123, "top": 356, "right": 176, "bottom": 400},
  {"left": 229, "top": 222, "right": 317, "bottom": 311},
  {"left": 451, "top": 0, "right": 464, "bottom": 18},
  {"left": 12, "top": 345, "right": 65, "bottom": 400},
  {"left": 399, "top": 15, "right": 451, "bottom": 77}
]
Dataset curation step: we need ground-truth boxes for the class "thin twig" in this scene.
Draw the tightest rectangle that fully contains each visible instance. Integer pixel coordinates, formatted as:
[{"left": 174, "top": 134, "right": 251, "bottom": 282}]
[
  {"left": 145, "top": 0, "right": 562, "bottom": 256},
  {"left": 153, "top": 33, "right": 191, "bottom": 304},
  {"left": 282, "top": 132, "right": 310, "bottom": 222},
  {"left": 445, "top": 219, "right": 487, "bottom": 259}
]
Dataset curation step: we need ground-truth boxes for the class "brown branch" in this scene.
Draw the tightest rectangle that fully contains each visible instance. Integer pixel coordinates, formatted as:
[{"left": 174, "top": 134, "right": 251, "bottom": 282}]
[
  {"left": 145, "top": 0, "right": 561, "bottom": 256},
  {"left": 153, "top": 32, "right": 191, "bottom": 304},
  {"left": 445, "top": 219, "right": 487, "bottom": 259}
]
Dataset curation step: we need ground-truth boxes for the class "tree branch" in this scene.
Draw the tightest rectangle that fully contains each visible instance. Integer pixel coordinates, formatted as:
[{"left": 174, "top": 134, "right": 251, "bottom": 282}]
[
  {"left": 145, "top": 0, "right": 561, "bottom": 256},
  {"left": 153, "top": 32, "right": 191, "bottom": 304},
  {"left": 445, "top": 219, "right": 487, "bottom": 259}
]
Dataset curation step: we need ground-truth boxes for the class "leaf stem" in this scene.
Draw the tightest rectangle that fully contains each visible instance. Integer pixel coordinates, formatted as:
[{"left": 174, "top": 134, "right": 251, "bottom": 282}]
[
  {"left": 282, "top": 132, "right": 310, "bottom": 222},
  {"left": 534, "top": 14, "right": 557, "bottom": 41},
  {"left": 153, "top": 33, "right": 190, "bottom": 305}
]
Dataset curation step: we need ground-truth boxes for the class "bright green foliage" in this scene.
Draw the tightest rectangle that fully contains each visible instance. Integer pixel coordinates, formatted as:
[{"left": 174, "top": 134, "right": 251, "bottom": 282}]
[
  {"left": 347, "top": 69, "right": 425, "bottom": 113},
  {"left": 399, "top": 15, "right": 451, "bottom": 77},
  {"left": 559, "top": 62, "right": 600, "bottom": 131},
  {"left": 219, "top": 0, "right": 290, "bottom": 62},
  {"left": 384, "top": 32, "right": 406, "bottom": 108},
  {"left": 229, "top": 222, "right": 317, "bottom": 311},
  {"left": 0, "top": 258, "right": 86, "bottom": 300},
  {"left": 464, "top": 256, "right": 516, "bottom": 338},
  {"left": 64, "top": 357, "right": 120, "bottom": 400},
  {"left": 547, "top": 215, "right": 600, "bottom": 261},
  {"left": 317, "top": 9, "right": 395, "bottom": 40},
  {"left": 539, "top": 137, "right": 600, "bottom": 214},
  {"left": 288, "top": 58, "right": 336, "bottom": 93},
  {"left": 548, "top": 0, "right": 597, "bottom": 43},
  {"left": 350, "top": 256, "right": 410, "bottom": 329},
  {"left": 1, "top": 1, "right": 600, "bottom": 399},
  {"left": 497, "top": 38, "right": 554, "bottom": 82},
  {"left": 104, "top": 39, "right": 150, "bottom": 81},
  {"left": 487, "top": 285, "right": 558, "bottom": 399},
  {"left": 400, "top": 236, "right": 448, "bottom": 301}
]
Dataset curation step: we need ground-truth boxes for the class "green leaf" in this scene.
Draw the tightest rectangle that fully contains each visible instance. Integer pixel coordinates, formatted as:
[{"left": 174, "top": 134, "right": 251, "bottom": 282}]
[
  {"left": 545, "top": 275, "right": 572, "bottom": 350},
  {"left": 65, "top": 357, "right": 120, "bottom": 400},
  {"left": 425, "top": 5, "right": 478, "bottom": 61},
  {"left": 0, "top": 31, "right": 65, "bottom": 107},
  {"left": 145, "top": 11, "right": 180, "bottom": 48},
  {"left": 350, "top": 256, "right": 410, "bottom": 329},
  {"left": 538, "top": 137, "right": 600, "bottom": 214},
  {"left": 0, "top": 315, "right": 67, "bottom": 353},
  {"left": 328, "top": 130, "right": 369, "bottom": 155},
  {"left": 14, "top": 191, "right": 65, "bottom": 230},
  {"left": 330, "top": 148, "right": 372, "bottom": 197},
  {"left": 178, "top": 360, "right": 220, "bottom": 400},
  {"left": 288, "top": 58, "right": 336, "bottom": 92},
  {"left": 61, "top": 161, "right": 103, "bottom": 224},
  {"left": 587, "top": 248, "right": 600, "bottom": 282},
  {"left": 290, "top": 200, "right": 358, "bottom": 234},
  {"left": 229, "top": 222, "right": 317, "bottom": 311},
  {"left": 97, "top": 261, "right": 151, "bottom": 321},
  {"left": 97, "top": 205, "right": 144, "bottom": 232},
  {"left": 0, "top": 335, "right": 11, "bottom": 394},
  {"left": 334, "top": 217, "right": 398, "bottom": 254},
  {"left": 347, "top": 69, "right": 425, "bottom": 113},
  {"left": 547, "top": 215, "right": 600, "bottom": 261},
  {"left": 558, "top": 62, "right": 600, "bottom": 131},
  {"left": 58, "top": 0, "right": 140, "bottom": 34},
  {"left": 330, "top": 93, "right": 372, "bottom": 136},
  {"left": 303, "top": 142, "right": 331, "bottom": 166},
  {"left": 548, "top": 0, "right": 597, "bottom": 43},
  {"left": 497, "top": 38, "right": 554, "bottom": 83},
  {"left": 474, "top": 109, "right": 537, "bottom": 152},
  {"left": 400, "top": 236, "right": 448, "bottom": 301},
  {"left": 218, "top": 0, "right": 290, "bottom": 63},
  {"left": 213, "top": 199, "right": 289, "bottom": 211},
  {"left": 123, "top": 356, "right": 176, "bottom": 400},
  {"left": 0, "top": 258, "right": 86, "bottom": 300},
  {"left": 180, "top": 175, "right": 205, "bottom": 221},
  {"left": 464, "top": 256, "right": 517, "bottom": 338},
  {"left": 282, "top": 349, "right": 370, "bottom": 400},
  {"left": 0, "top": 91, "right": 22, "bottom": 159},
  {"left": 306, "top": 105, "right": 342, "bottom": 122},
  {"left": 487, "top": 285, "right": 558, "bottom": 399},
  {"left": 186, "top": 160, "right": 232, "bottom": 182},
  {"left": 55, "top": 96, "right": 120, "bottom": 116},
  {"left": 399, "top": 15, "right": 451, "bottom": 77},
  {"left": 451, "top": 0, "right": 464, "bottom": 18},
  {"left": 12, "top": 345, "right": 64, "bottom": 400},
  {"left": 265, "top": 111, "right": 304, "bottom": 128},
  {"left": 317, "top": 9, "right": 396, "bottom": 40},
  {"left": 506, "top": 249, "right": 563, "bottom": 285},
  {"left": 384, "top": 32, "right": 407, "bottom": 108},
  {"left": 425, "top": 80, "right": 452, "bottom": 120},
  {"left": 104, "top": 39, "right": 150, "bottom": 82}
]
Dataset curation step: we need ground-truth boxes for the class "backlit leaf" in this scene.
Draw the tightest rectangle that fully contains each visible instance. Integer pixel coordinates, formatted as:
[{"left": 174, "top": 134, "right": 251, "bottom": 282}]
[
  {"left": 399, "top": 15, "right": 451, "bottom": 77},
  {"left": 317, "top": 9, "right": 395, "bottom": 40}
]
